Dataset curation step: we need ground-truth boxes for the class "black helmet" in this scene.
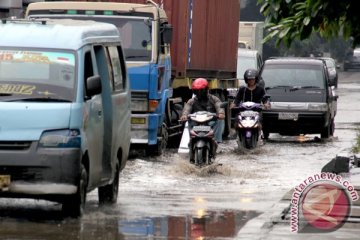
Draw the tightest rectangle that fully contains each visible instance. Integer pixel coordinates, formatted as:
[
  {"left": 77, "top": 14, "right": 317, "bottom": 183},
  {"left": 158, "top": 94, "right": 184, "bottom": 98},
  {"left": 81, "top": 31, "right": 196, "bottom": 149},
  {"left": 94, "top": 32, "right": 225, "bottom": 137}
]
[{"left": 244, "top": 69, "right": 259, "bottom": 84}]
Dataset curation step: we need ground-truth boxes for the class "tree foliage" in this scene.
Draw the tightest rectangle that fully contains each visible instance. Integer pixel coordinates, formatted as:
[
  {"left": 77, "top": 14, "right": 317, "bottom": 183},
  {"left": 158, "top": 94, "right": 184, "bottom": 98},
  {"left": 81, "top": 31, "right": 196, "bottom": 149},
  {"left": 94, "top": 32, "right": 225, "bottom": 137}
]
[{"left": 258, "top": 0, "right": 359, "bottom": 48}]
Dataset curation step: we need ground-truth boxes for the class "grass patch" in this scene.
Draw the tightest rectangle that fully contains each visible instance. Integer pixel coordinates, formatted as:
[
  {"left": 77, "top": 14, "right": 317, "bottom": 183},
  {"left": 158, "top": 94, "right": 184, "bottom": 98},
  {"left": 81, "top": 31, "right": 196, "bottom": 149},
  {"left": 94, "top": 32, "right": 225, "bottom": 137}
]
[{"left": 353, "top": 130, "right": 360, "bottom": 153}]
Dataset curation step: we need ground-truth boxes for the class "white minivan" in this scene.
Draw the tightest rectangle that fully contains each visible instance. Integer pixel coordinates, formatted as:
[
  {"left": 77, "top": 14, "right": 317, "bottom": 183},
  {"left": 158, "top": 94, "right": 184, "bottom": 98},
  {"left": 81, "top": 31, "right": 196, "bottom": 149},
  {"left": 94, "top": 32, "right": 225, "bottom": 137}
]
[
  {"left": 0, "top": 18, "right": 131, "bottom": 217},
  {"left": 236, "top": 49, "right": 263, "bottom": 87}
]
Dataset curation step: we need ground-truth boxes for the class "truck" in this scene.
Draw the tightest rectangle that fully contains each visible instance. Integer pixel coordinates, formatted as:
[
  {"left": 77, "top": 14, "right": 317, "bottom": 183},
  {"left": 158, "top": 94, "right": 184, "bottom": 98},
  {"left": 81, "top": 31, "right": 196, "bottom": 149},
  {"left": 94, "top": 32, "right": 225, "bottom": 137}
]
[
  {"left": 25, "top": 0, "right": 240, "bottom": 156},
  {"left": 238, "top": 21, "right": 264, "bottom": 56}
]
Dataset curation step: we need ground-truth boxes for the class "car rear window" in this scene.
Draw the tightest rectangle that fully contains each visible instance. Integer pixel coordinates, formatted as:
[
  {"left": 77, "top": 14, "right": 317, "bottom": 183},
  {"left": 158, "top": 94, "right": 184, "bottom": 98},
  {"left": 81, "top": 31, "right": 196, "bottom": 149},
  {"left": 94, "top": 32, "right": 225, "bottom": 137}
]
[{"left": 261, "top": 63, "right": 326, "bottom": 89}]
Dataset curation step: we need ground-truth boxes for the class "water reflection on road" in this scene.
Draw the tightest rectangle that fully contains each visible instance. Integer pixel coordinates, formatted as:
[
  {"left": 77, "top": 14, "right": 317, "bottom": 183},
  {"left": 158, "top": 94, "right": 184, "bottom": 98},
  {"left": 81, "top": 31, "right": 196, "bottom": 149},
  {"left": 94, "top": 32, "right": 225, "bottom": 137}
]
[{"left": 0, "top": 200, "right": 259, "bottom": 240}]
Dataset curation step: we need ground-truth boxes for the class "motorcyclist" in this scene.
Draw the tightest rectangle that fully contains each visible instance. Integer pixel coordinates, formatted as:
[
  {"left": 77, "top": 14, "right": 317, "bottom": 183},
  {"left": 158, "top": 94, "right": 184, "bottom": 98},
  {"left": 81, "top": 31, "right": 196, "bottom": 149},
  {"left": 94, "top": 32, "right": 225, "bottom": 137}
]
[
  {"left": 230, "top": 69, "right": 270, "bottom": 108},
  {"left": 230, "top": 69, "right": 270, "bottom": 139},
  {"left": 180, "top": 78, "right": 225, "bottom": 144}
]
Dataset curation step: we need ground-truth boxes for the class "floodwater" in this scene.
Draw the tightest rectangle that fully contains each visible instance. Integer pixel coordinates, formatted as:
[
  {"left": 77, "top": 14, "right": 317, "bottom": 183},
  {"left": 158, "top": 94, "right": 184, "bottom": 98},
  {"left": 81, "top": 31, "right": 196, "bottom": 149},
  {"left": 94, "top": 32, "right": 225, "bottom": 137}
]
[{"left": 1, "top": 72, "right": 360, "bottom": 239}]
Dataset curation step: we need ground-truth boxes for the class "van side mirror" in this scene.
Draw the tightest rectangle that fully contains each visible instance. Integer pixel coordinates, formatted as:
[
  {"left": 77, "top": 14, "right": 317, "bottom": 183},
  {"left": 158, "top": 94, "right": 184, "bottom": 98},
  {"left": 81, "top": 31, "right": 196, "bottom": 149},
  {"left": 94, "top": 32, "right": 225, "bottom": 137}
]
[
  {"left": 86, "top": 75, "right": 102, "bottom": 98},
  {"left": 161, "top": 23, "right": 173, "bottom": 44}
]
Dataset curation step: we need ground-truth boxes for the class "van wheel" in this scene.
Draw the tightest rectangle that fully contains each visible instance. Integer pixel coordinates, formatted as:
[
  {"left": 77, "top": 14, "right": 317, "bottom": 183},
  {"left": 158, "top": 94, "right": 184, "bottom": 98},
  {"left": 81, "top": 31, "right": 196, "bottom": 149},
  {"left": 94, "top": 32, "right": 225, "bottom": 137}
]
[
  {"left": 62, "top": 164, "right": 87, "bottom": 218},
  {"left": 146, "top": 123, "right": 168, "bottom": 156},
  {"left": 98, "top": 164, "right": 120, "bottom": 205},
  {"left": 321, "top": 122, "right": 331, "bottom": 139},
  {"left": 330, "top": 118, "right": 335, "bottom": 136},
  {"left": 262, "top": 129, "right": 270, "bottom": 140}
]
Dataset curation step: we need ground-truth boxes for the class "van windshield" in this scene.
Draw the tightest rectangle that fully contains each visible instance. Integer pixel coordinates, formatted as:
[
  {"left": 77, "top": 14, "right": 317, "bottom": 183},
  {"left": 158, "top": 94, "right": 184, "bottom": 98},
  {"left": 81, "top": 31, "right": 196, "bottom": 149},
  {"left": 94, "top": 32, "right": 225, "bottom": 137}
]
[
  {"left": 261, "top": 64, "right": 326, "bottom": 89},
  {"left": 0, "top": 49, "right": 76, "bottom": 102}
]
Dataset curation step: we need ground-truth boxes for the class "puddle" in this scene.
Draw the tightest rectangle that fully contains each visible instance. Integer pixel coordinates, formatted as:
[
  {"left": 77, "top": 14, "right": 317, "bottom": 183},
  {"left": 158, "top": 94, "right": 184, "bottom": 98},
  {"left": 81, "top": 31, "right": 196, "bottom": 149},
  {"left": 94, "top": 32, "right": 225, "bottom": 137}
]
[
  {"left": 0, "top": 199, "right": 261, "bottom": 240},
  {"left": 118, "top": 209, "right": 261, "bottom": 239}
]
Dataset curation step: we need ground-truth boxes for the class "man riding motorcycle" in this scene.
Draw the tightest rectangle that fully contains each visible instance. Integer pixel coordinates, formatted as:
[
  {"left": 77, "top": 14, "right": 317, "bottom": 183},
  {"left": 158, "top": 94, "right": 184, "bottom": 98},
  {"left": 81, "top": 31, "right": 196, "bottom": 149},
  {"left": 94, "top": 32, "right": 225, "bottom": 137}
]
[
  {"left": 231, "top": 69, "right": 269, "bottom": 107},
  {"left": 231, "top": 69, "right": 270, "bottom": 138},
  {"left": 180, "top": 78, "right": 225, "bottom": 162}
]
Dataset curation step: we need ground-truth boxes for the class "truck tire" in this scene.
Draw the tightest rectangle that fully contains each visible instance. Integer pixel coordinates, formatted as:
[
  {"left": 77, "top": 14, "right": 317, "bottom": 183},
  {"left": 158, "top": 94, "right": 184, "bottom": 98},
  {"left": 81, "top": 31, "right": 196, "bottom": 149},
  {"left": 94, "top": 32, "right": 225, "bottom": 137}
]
[
  {"left": 146, "top": 123, "right": 168, "bottom": 156},
  {"left": 223, "top": 103, "right": 231, "bottom": 138}
]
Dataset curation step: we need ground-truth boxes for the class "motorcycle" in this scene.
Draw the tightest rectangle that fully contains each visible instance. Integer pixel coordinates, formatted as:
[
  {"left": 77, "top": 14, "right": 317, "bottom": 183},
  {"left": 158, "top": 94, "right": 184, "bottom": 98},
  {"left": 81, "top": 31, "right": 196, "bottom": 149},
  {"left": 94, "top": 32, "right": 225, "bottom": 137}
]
[
  {"left": 187, "top": 111, "right": 218, "bottom": 167},
  {"left": 234, "top": 101, "right": 263, "bottom": 149}
]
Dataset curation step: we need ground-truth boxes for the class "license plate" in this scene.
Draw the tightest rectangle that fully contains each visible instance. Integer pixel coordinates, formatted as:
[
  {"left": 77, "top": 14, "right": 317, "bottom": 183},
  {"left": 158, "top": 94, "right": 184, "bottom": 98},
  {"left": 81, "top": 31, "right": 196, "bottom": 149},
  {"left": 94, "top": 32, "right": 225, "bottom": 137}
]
[
  {"left": 278, "top": 112, "right": 298, "bottom": 120},
  {"left": 192, "top": 125, "right": 211, "bottom": 131},
  {"left": 131, "top": 117, "right": 146, "bottom": 124},
  {"left": 0, "top": 175, "right": 10, "bottom": 190}
]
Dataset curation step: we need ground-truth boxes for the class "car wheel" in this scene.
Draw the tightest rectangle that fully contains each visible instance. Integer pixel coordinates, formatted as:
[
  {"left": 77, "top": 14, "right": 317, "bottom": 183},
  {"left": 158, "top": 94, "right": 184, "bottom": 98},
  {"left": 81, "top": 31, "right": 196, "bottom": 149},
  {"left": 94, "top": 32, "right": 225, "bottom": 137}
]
[
  {"left": 62, "top": 164, "right": 87, "bottom": 218},
  {"left": 98, "top": 164, "right": 120, "bottom": 205}
]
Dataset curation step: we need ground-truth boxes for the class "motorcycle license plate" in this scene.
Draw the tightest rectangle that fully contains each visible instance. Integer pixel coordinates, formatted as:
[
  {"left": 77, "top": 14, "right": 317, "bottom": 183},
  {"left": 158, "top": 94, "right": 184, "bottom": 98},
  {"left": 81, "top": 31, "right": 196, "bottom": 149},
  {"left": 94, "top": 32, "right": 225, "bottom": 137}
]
[
  {"left": 278, "top": 112, "right": 298, "bottom": 120},
  {"left": 192, "top": 125, "right": 211, "bottom": 131}
]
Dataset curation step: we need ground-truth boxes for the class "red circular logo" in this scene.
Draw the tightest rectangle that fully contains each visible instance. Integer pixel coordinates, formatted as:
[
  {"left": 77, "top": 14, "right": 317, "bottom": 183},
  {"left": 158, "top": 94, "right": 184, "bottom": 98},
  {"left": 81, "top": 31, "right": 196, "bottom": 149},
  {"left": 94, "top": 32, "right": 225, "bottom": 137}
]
[{"left": 301, "top": 182, "right": 350, "bottom": 230}]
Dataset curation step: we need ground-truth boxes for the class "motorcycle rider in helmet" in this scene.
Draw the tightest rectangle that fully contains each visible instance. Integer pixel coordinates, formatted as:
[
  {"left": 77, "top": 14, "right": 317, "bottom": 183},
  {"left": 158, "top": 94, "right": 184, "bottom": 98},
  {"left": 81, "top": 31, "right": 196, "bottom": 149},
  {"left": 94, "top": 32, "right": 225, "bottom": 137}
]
[
  {"left": 230, "top": 69, "right": 270, "bottom": 137},
  {"left": 180, "top": 78, "right": 225, "bottom": 160},
  {"left": 231, "top": 69, "right": 270, "bottom": 108}
]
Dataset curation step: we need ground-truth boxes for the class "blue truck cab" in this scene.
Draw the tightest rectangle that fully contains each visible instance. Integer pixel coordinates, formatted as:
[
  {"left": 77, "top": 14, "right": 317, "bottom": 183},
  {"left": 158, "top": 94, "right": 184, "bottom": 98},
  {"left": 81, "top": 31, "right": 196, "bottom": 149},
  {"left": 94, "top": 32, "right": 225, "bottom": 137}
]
[
  {"left": 0, "top": 18, "right": 131, "bottom": 217},
  {"left": 26, "top": 1, "right": 177, "bottom": 156}
]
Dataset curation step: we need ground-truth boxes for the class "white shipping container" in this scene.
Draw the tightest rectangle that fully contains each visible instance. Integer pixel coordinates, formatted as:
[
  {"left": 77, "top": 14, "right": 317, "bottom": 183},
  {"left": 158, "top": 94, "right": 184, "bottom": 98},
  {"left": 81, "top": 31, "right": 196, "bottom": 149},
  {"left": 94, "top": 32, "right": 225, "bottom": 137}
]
[
  {"left": 0, "top": 0, "right": 22, "bottom": 8},
  {"left": 238, "top": 21, "right": 264, "bottom": 55}
]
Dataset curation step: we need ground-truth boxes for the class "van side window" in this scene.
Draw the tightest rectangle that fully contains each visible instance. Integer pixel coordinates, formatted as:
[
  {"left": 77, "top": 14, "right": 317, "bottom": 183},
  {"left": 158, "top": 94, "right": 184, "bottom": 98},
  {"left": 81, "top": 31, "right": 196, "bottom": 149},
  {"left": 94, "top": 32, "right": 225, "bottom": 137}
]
[
  {"left": 84, "top": 51, "right": 94, "bottom": 98},
  {"left": 107, "top": 46, "right": 126, "bottom": 91}
]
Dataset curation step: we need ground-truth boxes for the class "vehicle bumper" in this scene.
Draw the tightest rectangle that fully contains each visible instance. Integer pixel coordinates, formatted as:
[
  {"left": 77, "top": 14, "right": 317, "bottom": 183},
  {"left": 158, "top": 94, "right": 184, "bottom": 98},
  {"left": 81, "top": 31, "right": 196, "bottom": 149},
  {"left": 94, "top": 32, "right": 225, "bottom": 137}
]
[
  {"left": 262, "top": 111, "right": 329, "bottom": 135},
  {"left": 0, "top": 141, "right": 80, "bottom": 196},
  {"left": 130, "top": 113, "right": 159, "bottom": 145},
  {"left": 344, "top": 62, "right": 360, "bottom": 69}
]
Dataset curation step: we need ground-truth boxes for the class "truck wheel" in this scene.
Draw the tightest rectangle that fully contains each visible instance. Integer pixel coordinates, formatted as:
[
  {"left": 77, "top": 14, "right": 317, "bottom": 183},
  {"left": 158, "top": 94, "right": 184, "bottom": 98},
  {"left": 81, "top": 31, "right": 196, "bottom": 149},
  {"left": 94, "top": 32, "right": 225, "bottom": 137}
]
[
  {"left": 146, "top": 123, "right": 168, "bottom": 156},
  {"left": 62, "top": 164, "right": 87, "bottom": 218},
  {"left": 223, "top": 103, "right": 231, "bottom": 138},
  {"left": 98, "top": 164, "right": 120, "bottom": 205}
]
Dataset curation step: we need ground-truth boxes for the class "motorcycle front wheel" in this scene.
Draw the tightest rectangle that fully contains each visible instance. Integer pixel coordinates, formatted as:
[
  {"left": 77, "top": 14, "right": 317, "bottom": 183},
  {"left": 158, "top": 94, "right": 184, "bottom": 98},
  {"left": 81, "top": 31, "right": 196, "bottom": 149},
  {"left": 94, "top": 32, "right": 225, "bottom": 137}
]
[{"left": 195, "top": 147, "right": 210, "bottom": 166}]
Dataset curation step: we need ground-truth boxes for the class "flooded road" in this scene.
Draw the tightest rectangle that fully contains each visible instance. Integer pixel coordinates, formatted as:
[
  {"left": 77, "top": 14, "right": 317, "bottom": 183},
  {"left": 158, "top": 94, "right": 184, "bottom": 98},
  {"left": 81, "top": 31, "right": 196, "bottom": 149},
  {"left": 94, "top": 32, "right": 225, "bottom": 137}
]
[{"left": 1, "top": 71, "right": 360, "bottom": 239}]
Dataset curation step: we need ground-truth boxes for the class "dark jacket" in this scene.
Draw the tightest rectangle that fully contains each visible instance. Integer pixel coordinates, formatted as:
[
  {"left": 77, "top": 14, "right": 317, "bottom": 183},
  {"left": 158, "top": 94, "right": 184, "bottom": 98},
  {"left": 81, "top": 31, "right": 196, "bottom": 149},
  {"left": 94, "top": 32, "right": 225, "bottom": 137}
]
[{"left": 233, "top": 86, "right": 266, "bottom": 106}]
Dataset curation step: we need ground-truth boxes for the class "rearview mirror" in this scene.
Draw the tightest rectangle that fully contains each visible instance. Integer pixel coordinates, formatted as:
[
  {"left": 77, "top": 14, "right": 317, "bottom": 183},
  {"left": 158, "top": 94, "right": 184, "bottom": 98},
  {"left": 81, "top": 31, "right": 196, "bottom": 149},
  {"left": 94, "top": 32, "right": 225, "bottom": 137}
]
[
  {"left": 161, "top": 23, "right": 173, "bottom": 44},
  {"left": 86, "top": 75, "right": 102, "bottom": 98}
]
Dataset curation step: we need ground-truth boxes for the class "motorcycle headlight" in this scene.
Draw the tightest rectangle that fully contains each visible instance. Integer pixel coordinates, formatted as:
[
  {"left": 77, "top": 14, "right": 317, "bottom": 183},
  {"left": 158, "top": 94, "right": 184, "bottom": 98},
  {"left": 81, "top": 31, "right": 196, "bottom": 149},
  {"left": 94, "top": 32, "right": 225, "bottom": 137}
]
[{"left": 39, "top": 129, "right": 81, "bottom": 148}]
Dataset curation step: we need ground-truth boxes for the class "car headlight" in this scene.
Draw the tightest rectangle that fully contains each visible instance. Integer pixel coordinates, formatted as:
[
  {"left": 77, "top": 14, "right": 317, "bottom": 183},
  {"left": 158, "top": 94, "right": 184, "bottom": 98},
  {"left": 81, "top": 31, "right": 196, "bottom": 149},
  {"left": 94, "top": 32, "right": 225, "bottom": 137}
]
[
  {"left": 39, "top": 129, "right": 81, "bottom": 148},
  {"left": 308, "top": 103, "right": 328, "bottom": 111}
]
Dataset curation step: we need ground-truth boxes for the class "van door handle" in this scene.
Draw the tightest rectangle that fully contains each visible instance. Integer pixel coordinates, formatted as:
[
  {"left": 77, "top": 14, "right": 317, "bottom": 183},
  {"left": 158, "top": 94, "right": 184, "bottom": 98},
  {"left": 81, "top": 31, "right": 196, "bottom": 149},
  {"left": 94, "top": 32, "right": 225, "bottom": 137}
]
[{"left": 98, "top": 110, "right": 102, "bottom": 117}]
